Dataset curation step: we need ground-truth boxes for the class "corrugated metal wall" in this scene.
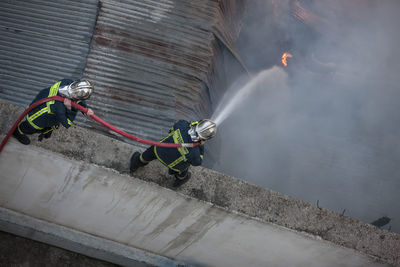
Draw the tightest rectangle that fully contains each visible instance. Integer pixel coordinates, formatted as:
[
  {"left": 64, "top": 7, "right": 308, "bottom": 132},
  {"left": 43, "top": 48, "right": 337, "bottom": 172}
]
[
  {"left": 0, "top": 0, "right": 246, "bottom": 146},
  {"left": 83, "top": 0, "right": 246, "bottom": 143},
  {"left": 0, "top": 0, "right": 99, "bottom": 106}
]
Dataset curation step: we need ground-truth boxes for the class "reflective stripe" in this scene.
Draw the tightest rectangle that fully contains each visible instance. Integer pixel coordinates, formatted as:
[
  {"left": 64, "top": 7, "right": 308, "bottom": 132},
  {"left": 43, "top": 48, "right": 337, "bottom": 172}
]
[
  {"left": 154, "top": 131, "right": 174, "bottom": 168},
  {"left": 17, "top": 125, "right": 24, "bottom": 135},
  {"left": 154, "top": 127, "right": 191, "bottom": 174},
  {"left": 153, "top": 146, "right": 166, "bottom": 165},
  {"left": 27, "top": 107, "right": 48, "bottom": 130},
  {"left": 46, "top": 81, "right": 61, "bottom": 113},
  {"left": 67, "top": 118, "right": 72, "bottom": 126},
  {"left": 181, "top": 143, "right": 194, "bottom": 148},
  {"left": 26, "top": 81, "right": 62, "bottom": 130},
  {"left": 26, "top": 120, "right": 43, "bottom": 130},
  {"left": 140, "top": 154, "right": 150, "bottom": 163},
  {"left": 172, "top": 129, "right": 188, "bottom": 158},
  {"left": 154, "top": 145, "right": 181, "bottom": 174},
  {"left": 168, "top": 155, "right": 185, "bottom": 168},
  {"left": 168, "top": 166, "right": 181, "bottom": 174},
  {"left": 42, "top": 125, "right": 57, "bottom": 134},
  {"left": 28, "top": 107, "right": 47, "bottom": 121},
  {"left": 161, "top": 131, "right": 174, "bottom": 142}
]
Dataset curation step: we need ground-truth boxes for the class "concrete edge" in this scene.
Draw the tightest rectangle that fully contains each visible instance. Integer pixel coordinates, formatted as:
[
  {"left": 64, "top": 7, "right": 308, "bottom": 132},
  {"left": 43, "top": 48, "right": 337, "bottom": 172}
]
[
  {"left": 0, "top": 207, "right": 189, "bottom": 267},
  {"left": 1, "top": 100, "right": 399, "bottom": 266}
]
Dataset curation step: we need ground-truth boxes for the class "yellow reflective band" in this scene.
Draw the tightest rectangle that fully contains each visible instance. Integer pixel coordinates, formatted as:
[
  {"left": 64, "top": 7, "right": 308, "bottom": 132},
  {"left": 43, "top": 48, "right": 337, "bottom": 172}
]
[
  {"left": 172, "top": 129, "right": 188, "bottom": 156},
  {"left": 26, "top": 119, "right": 43, "bottom": 130},
  {"left": 25, "top": 81, "right": 61, "bottom": 131},
  {"left": 140, "top": 154, "right": 150, "bottom": 163},
  {"left": 154, "top": 146, "right": 167, "bottom": 166},
  {"left": 154, "top": 128, "right": 191, "bottom": 174},
  {"left": 168, "top": 156, "right": 185, "bottom": 168},
  {"left": 153, "top": 146, "right": 181, "bottom": 174},
  {"left": 46, "top": 81, "right": 61, "bottom": 113},
  {"left": 170, "top": 167, "right": 181, "bottom": 174},
  {"left": 160, "top": 131, "right": 174, "bottom": 142},
  {"left": 190, "top": 121, "right": 199, "bottom": 126},
  {"left": 200, "top": 155, "right": 203, "bottom": 160},
  {"left": 42, "top": 126, "right": 56, "bottom": 134},
  {"left": 67, "top": 119, "right": 72, "bottom": 125},
  {"left": 17, "top": 125, "right": 24, "bottom": 135},
  {"left": 27, "top": 107, "right": 48, "bottom": 121},
  {"left": 26, "top": 107, "right": 48, "bottom": 130}
]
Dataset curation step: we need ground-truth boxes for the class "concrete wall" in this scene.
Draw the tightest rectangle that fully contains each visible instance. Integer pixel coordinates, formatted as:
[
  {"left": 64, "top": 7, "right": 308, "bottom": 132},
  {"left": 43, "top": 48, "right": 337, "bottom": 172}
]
[
  {"left": 0, "top": 101, "right": 399, "bottom": 266},
  {"left": 0, "top": 230, "right": 119, "bottom": 267}
]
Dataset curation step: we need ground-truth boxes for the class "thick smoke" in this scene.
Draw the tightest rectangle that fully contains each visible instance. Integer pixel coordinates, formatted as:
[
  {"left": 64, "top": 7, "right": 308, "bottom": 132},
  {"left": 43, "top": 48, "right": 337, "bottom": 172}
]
[{"left": 211, "top": 0, "right": 400, "bottom": 232}]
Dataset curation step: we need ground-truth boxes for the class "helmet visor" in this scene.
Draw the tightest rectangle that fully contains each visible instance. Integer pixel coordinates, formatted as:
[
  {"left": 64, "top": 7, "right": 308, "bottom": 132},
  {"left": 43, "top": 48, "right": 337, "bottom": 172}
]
[
  {"left": 69, "top": 80, "right": 93, "bottom": 100},
  {"left": 196, "top": 119, "right": 217, "bottom": 140}
]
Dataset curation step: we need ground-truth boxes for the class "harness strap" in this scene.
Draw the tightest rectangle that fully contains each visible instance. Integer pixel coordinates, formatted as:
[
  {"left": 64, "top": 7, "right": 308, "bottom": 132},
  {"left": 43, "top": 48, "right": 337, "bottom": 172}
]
[
  {"left": 46, "top": 81, "right": 61, "bottom": 113},
  {"left": 154, "top": 128, "right": 190, "bottom": 173},
  {"left": 26, "top": 81, "right": 62, "bottom": 129}
]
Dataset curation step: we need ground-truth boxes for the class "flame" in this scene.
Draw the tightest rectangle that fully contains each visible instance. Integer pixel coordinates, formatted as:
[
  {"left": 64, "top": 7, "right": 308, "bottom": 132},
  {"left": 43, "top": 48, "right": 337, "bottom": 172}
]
[{"left": 281, "top": 52, "right": 293, "bottom": 67}]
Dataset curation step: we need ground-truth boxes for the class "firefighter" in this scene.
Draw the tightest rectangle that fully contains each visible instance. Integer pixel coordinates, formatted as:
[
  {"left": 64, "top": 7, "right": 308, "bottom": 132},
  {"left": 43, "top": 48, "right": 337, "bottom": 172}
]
[
  {"left": 130, "top": 119, "right": 217, "bottom": 187},
  {"left": 12, "top": 79, "right": 94, "bottom": 145}
]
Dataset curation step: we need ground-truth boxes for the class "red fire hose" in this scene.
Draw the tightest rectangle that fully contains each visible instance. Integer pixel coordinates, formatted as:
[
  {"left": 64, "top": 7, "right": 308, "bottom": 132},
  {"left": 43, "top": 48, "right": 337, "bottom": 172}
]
[{"left": 0, "top": 96, "right": 200, "bottom": 153}]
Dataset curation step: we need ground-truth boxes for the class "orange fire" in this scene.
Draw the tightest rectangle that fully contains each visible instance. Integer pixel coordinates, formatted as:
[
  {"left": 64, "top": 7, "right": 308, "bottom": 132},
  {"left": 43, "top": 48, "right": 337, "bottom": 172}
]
[{"left": 281, "top": 52, "right": 293, "bottom": 67}]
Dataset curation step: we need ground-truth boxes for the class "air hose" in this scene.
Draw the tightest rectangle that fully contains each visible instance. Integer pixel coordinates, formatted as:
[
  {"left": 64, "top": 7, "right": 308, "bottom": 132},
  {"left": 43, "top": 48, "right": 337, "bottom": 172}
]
[{"left": 0, "top": 96, "right": 200, "bottom": 153}]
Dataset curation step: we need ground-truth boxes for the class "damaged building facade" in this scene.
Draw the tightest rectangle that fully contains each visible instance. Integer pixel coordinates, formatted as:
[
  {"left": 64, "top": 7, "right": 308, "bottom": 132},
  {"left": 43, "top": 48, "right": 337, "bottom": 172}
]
[{"left": 0, "top": 0, "right": 246, "bottom": 143}]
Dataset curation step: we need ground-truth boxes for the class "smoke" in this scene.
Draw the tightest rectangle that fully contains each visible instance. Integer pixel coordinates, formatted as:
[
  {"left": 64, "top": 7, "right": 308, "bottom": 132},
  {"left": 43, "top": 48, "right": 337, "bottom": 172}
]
[
  {"left": 211, "top": 68, "right": 290, "bottom": 125},
  {"left": 211, "top": 0, "right": 400, "bottom": 233}
]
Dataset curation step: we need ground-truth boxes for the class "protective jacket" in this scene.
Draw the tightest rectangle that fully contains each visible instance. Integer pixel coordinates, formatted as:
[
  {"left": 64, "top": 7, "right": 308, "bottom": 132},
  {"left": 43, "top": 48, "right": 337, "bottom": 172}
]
[
  {"left": 154, "top": 120, "right": 204, "bottom": 174},
  {"left": 26, "top": 79, "right": 87, "bottom": 131}
]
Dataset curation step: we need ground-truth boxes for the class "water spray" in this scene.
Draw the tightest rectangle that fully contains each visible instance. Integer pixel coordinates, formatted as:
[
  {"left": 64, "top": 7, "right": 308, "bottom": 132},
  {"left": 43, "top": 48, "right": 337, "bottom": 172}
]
[{"left": 211, "top": 69, "right": 281, "bottom": 125}]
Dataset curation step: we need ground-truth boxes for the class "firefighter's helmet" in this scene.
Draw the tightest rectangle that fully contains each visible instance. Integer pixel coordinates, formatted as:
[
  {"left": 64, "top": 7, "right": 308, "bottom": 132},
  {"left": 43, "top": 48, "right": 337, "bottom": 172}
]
[
  {"left": 69, "top": 80, "right": 94, "bottom": 100},
  {"left": 60, "top": 80, "right": 94, "bottom": 100},
  {"left": 188, "top": 119, "right": 217, "bottom": 142}
]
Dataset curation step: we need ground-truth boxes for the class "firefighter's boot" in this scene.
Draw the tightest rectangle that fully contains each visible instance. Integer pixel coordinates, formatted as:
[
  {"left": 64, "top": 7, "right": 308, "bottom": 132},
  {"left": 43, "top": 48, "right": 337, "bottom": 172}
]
[
  {"left": 173, "top": 172, "right": 191, "bottom": 188},
  {"left": 12, "top": 129, "right": 31, "bottom": 145},
  {"left": 130, "top": 152, "right": 148, "bottom": 173},
  {"left": 130, "top": 152, "right": 141, "bottom": 172}
]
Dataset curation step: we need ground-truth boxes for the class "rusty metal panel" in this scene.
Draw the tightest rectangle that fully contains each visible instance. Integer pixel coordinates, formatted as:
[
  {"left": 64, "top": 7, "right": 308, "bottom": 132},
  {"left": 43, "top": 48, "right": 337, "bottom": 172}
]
[
  {"left": 83, "top": 0, "right": 246, "bottom": 143},
  {"left": 0, "top": 0, "right": 245, "bottom": 146},
  {"left": 0, "top": 0, "right": 98, "bottom": 107}
]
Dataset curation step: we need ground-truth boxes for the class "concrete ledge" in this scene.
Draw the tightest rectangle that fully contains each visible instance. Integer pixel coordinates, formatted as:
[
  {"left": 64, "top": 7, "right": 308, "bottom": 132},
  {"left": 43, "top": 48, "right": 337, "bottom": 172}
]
[
  {"left": 0, "top": 208, "right": 186, "bottom": 267},
  {"left": 1, "top": 100, "right": 399, "bottom": 266},
  {"left": 0, "top": 142, "right": 390, "bottom": 266}
]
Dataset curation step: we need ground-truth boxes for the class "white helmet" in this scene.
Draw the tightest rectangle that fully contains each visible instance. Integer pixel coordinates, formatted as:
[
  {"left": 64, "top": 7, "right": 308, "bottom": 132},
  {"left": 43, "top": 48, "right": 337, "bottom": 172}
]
[
  {"left": 59, "top": 80, "right": 94, "bottom": 100},
  {"left": 188, "top": 119, "right": 217, "bottom": 142}
]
